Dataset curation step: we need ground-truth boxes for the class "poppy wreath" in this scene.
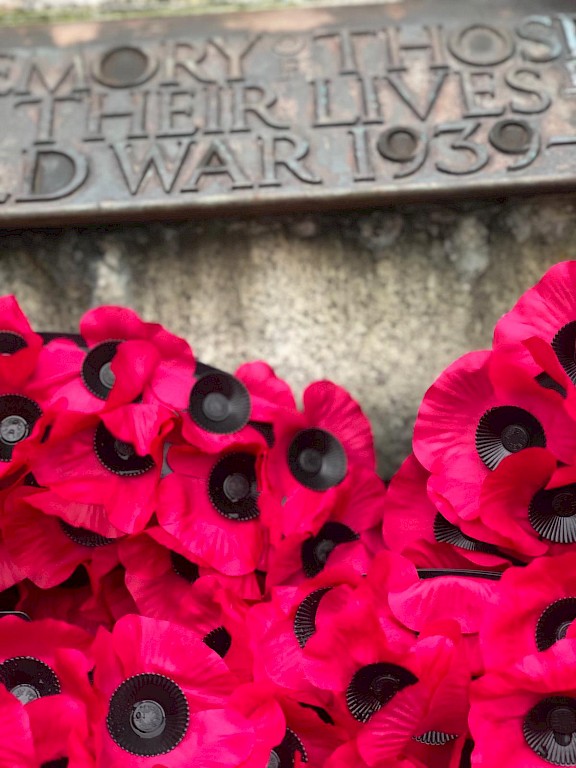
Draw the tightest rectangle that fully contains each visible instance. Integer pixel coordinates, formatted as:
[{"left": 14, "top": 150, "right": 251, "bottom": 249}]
[{"left": 3, "top": 263, "right": 576, "bottom": 767}]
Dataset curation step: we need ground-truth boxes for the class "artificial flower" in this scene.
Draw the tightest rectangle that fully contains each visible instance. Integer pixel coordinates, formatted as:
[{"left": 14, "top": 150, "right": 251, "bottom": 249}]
[
  {"left": 28, "top": 306, "right": 195, "bottom": 414},
  {"left": 91, "top": 613, "right": 239, "bottom": 767},
  {"left": 157, "top": 441, "right": 269, "bottom": 577},
  {"left": 470, "top": 638, "right": 576, "bottom": 768}
]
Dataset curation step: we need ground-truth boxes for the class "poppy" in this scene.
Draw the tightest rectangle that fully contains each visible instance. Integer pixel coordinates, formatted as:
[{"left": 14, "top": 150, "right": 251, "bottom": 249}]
[{"left": 91, "top": 614, "right": 238, "bottom": 766}]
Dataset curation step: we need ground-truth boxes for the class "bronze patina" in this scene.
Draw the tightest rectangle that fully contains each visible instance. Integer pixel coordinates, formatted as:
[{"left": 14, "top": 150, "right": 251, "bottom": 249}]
[{"left": 0, "top": 0, "right": 576, "bottom": 224}]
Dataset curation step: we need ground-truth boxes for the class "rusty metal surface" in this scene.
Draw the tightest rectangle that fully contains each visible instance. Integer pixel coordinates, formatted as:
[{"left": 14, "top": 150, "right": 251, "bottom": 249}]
[{"left": 1, "top": 2, "right": 576, "bottom": 225}]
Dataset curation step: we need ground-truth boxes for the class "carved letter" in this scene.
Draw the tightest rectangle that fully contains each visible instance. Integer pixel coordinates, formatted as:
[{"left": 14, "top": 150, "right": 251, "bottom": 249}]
[
  {"left": 258, "top": 134, "right": 322, "bottom": 187},
  {"left": 209, "top": 35, "right": 261, "bottom": 81},
  {"left": 203, "top": 84, "right": 224, "bottom": 134},
  {"left": 181, "top": 138, "right": 253, "bottom": 191},
  {"left": 349, "top": 126, "right": 376, "bottom": 181},
  {"left": 15, "top": 94, "right": 81, "bottom": 144},
  {"left": 14, "top": 57, "right": 88, "bottom": 96},
  {"left": 84, "top": 92, "right": 149, "bottom": 142},
  {"left": 230, "top": 83, "right": 290, "bottom": 132},
  {"left": 557, "top": 14, "right": 576, "bottom": 94},
  {"left": 156, "top": 89, "right": 199, "bottom": 138},
  {"left": 0, "top": 54, "right": 18, "bottom": 96},
  {"left": 386, "top": 68, "right": 449, "bottom": 121},
  {"left": 449, "top": 24, "right": 515, "bottom": 66},
  {"left": 313, "top": 30, "right": 377, "bottom": 75},
  {"left": 558, "top": 14, "right": 576, "bottom": 58},
  {"left": 516, "top": 15, "right": 563, "bottom": 62},
  {"left": 505, "top": 67, "right": 552, "bottom": 114},
  {"left": 92, "top": 46, "right": 157, "bottom": 89},
  {"left": 459, "top": 71, "right": 505, "bottom": 118},
  {"left": 357, "top": 76, "right": 384, "bottom": 124},
  {"left": 112, "top": 140, "right": 191, "bottom": 194},
  {"left": 310, "top": 78, "right": 359, "bottom": 127},
  {"left": 17, "top": 147, "right": 89, "bottom": 201},
  {"left": 161, "top": 41, "right": 213, "bottom": 85},
  {"left": 386, "top": 25, "right": 448, "bottom": 72}
]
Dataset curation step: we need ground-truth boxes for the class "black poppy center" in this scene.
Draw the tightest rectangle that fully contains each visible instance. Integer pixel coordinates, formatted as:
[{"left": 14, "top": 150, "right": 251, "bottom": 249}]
[
  {"left": 130, "top": 700, "right": 166, "bottom": 739},
  {"left": 552, "top": 322, "right": 576, "bottom": 384},
  {"left": 94, "top": 422, "right": 155, "bottom": 477},
  {"left": 299, "top": 448, "right": 323, "bottom": 475},
  {"left": 476, "top": 406, "right": 546, "bottom": 470},
  {"left": 188, "top": 372, "right": 251, "bottom": 435},
  {"left": 524, "top": 697, "right": 576, "bottom": 763},
  {"left": 107, "top": 673, "right": 189, "bottom": 757},
  {"left": 301, "top": 522, "right": 358, "bottom": 578},
  {"left": 530, "top": 484, "right": 576, "bottom": 544},
  {"left": 203, "top": 626, "right": 232, "bottom": 658},
  {"left": 0, "top": 331, "right": 27, "bottom": 355},
  {"left": 169, "top": 551, "right": 199, "bottom": 583},
  {"left": 267, "top": 729, "right": 307, "bottom": 768},
  {"left": 433, "top": 514, "right": 500, "bottom": 555},
  {"left": 59, "top": 520, "right": 114, "bottom": 548},
  {"left": 0, "top": 657, "right": 60, "bottom": 704},
  {"left": 500, "top": 423, "right": 530, "bottom": 453},
  {"left": 202, "top": 392, "right": 230, "bottom": 422},
  {"left": 223, "top": 472, "right": 250, "bottom": 502},
  {"left": 0, "top": 395, "right": 42, "bottom": 462},
  {"left": 536, "top": 598, "right": 576, "bottom": 652},
  {"left": 288, "top": 428, "right": 347, "bottom": 491},
  {"left": 267, "top": 754, "right": 280, "bottom": 768},
  {"left": 208, "top": 452, "right": 259, "bottom": 521},
  {"left": 293, "top": 587, "right": 331, "bottom": 648},
  {"left": 413, "top": 731, "right": 459, "bottom": 746},
  {"left": 41, "top": 759, "right": 69, "bottom": 768},
  {"left": 346, "top": 662, "right": 418, "bottom": 723},
  {"left": 81, "top": 341, "right": 121, "bottom": 400},
  {"left": 554, "top": 493, "right": 576, "bottom": 518}
]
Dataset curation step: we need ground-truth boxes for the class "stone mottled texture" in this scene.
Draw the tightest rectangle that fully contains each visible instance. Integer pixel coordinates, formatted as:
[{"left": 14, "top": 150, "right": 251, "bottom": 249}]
[{"left": 1, "top": 194, "right": 574, "bottom": 478}]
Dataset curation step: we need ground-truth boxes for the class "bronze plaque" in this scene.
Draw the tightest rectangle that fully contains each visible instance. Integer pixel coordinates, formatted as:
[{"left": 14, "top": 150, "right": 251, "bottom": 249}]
[{"left": 1, "top": 1, "right": 576, "bottom": 224}]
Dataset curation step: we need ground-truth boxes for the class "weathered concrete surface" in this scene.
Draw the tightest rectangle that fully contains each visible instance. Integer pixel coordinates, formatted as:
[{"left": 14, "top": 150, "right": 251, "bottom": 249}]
[{"left": 1, "top": 194, "right": 574, "bottom": 478}]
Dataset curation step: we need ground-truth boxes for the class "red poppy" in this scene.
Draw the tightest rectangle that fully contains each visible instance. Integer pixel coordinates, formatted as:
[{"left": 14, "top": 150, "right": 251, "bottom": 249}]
[
  {"left": 478, "top": 448, "right": 576, "bottom": 558},
  {"left": 29, "top": 306, "right": 195, "bottom": 414},
  {"left": 91, "top": 613, "right": 239, "bottom": 767},
  {"left": 326, "top": 739, "right": 427, "bottom": 768},
  {"left": 120, "top": 527, "right": 259, "bottom": 619},
  {"left": 382, "top": 455, "right": 511, "bottom": 571},
  {"left": 179, "top": 361, "right": 288, "bottom": 455},
  {"left": 494, "top": 261, "right": 576, "bottom": 386},
  {"left": 2, "top": 485, "right": 122, "bottom": 589},
  {"left": 30, "top": 405, "right": 173, "bottom": 534},
  {"left": 413, "top": 349, "right": 576, "bottom": 522},
  {"left": 480, "top": 552, "right": 576, "bottom": 671},
  {"left": 120, "top": 528, "right": 254, "bottom": 681},
  {"left": 300, "top": 597, "right": 470, "bottom": 768},
  {"left": 0, "top": 296, "right": 44, "bottom": 390},
  {"left": 266, "top": 466, "right": 384, "bottom": 589},
  {"left": 470, "top": 638, "right": 576, "bottom": 768},
  {"left": 226, "top": 681, "right": 347, "bottom": 767},
  {"left": 16, "top": 569, "right": 112, "bottom": 634},
  {"left": 368, "top": 551, "right": 499, "bottom": 676},
  {"left": 249, "top": 564, "right": 365, "bottom": 694},
  {"left": 0, "top": 615, "right": 92, "bottom": 707},
  {"left": 0, "top": 671, "right": 96, "bottom": 767},
  {"left": 265, "top": 381, "right": 375, "bottom": 502},
  {"left": 157, "top": 442, "right": 269, "bottom": 577}
]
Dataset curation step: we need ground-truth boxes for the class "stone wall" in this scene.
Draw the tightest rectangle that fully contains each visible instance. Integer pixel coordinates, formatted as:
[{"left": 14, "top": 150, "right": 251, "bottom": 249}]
[{"left": 1, "top": 193, "right": 574, "bottom": 478}]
